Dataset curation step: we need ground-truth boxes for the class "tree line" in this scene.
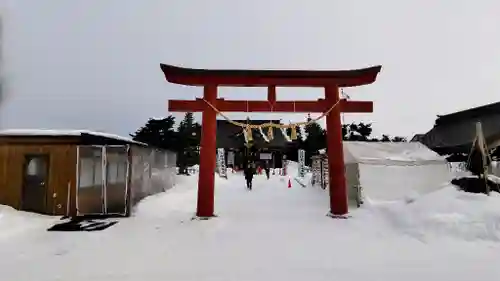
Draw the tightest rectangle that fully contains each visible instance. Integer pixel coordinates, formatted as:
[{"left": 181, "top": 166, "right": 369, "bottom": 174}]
[
  {"left": 131, "top": 113, "right": 407, "bottom": 170},
  {"left": 130, "top": 113, "right": 201, "bottom": 174}
]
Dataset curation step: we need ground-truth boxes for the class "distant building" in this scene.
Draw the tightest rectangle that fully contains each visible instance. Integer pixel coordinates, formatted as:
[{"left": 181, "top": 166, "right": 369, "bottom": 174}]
[{"left": 420, "top": 101, "right": 500, "bottom": 155}]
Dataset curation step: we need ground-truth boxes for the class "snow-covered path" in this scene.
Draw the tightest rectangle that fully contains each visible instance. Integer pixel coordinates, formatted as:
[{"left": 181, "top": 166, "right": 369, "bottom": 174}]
[{"left": 1, "top": 173, "right": 500, "bottom": 281}]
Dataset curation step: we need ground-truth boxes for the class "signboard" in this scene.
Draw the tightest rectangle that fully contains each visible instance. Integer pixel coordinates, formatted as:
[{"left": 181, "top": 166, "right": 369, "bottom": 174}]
[
  {"left": 227, "top": 151, "right": 235, "bottom": 166},
  {"left": 217, "top": 148, "right": 227, "bottom": 178},
  {"left": 322, "top": 158, "right": 329, "bottom": 189},
  {"left": 311, "top": 157, "right": 321, "bottom": 185},
  {"left": 282, "top": 154, "right": 288, "bottom": 176},
  {"left": 260, "top": 153, "right": 272, "bottom": 160},
  {"left": 215, "top": 150, "right": 220, "bottom": 172},
  {"left": 298, "top": 149, "right": 306, "bottom": 178}
]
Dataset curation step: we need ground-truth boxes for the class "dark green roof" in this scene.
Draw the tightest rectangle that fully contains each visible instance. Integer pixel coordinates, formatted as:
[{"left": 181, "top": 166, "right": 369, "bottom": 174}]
[{"left": 422, "top": 101, "right": 500, "bottom": 154}]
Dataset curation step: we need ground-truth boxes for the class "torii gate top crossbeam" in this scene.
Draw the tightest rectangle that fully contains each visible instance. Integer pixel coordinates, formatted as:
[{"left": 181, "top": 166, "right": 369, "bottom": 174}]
[{"left": 160, "top": 64, "right": 382, "bottom": 87}]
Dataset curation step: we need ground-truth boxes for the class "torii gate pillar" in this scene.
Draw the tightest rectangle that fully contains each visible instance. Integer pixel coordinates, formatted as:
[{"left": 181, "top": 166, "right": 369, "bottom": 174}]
[
  {"left": 161, "top": 63, "right": 382, "bottom": 219},
  {"left": 325, "top": 86, "right": 348, "bottom": 216},
  {"left": 197, "top": 85, "right": 217, "bottom": 217}
]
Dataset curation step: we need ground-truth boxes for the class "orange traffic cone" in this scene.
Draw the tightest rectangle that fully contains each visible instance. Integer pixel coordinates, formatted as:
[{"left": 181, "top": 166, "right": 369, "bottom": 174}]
[{"left": 288, "top": 178, "right": 292, "bottom": 188}]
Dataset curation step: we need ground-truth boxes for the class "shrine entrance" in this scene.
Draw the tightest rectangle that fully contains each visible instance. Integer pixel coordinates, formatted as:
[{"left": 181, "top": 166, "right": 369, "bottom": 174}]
[{"left": 161, "top": 63, "right": 382, "bottom": 218}]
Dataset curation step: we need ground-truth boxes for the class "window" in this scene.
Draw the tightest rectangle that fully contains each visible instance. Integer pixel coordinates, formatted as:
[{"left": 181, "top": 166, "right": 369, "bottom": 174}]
[
  {"left": 26, "top": 157, "right": 47, "bottom": 177},
  {"left": 79, "top": 157, "right": 95, "bottom": 187},
  {"left": 131, "top": 156, "right": 142, "bottom": 181},
  {"left": 106, "top": 151, "right": 128, "bottom": 185},
  {"left": 107, "top": 161, "right": 119, "bottom": 184},
  {"left": 116, "top": 161, "right": 127, "bottom": 183},
  {"left": 94, "top": 159, "right": 102, "bottom": 186},
  {"left": 78, "top": 148, "right": 103, "bottom": 188}
]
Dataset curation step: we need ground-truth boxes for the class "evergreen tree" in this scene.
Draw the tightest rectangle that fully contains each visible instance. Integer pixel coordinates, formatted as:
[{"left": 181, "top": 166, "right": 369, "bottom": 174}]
[
  {"left": 369, "top": 135, "right": 407, "bottom": 142},
  {"left": 130, "top": 116, "right": 177, "bottom": 150},
  {"left": 391, "top": 136, "right": 407, "bottom": 142},
  {"left": 356, "top": 122, "right": 373, "bottom": 140},
  {"left": 176, "top": 112, "right": 201, "bottom": 174},
  {"left": 303, "top": 116, "right": 326, "bottom": 165},
  {"left": 342, "top": 122, "right": 373, "bottom": 141},
  {"left": 296, "top": 126, "right": 305, "bottom": 149},
  {"left": 304, "top": 123, "right": 326, "bottom": 153},
  {"left": 380, "top": 134, "right": 391, "bottom": 142},
  {"left": 342, "top": 124, "right": 349, "bottom": 140}
]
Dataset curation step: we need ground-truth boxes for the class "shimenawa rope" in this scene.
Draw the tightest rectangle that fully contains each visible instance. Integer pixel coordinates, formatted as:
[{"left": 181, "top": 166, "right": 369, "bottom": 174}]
[{"left": 202, "top": 98, "right": 341, "bottom": 129}]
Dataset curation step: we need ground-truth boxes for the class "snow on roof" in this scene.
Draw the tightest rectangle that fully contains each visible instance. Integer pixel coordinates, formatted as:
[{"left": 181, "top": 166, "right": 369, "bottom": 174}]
[
  {"left": 0, "top": 129, "right": 146, "bottom": 146},
  {"left": 343, "top": 141, "right": 447, "bottom": 165}
]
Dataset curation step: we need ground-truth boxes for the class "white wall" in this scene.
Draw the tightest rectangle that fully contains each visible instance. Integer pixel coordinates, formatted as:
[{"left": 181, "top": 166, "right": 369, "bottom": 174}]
[{"left": 359, "top": 163, "right": 452, "bottom": 201}]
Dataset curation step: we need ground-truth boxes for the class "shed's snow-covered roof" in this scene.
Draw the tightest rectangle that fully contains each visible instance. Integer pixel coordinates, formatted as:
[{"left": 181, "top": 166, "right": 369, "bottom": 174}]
[
  {"left": 343, "top": 141, "right": 447, "bottom": 165},
  {"left": 0, "top": 129, "right": 146, "bottom": 146}
]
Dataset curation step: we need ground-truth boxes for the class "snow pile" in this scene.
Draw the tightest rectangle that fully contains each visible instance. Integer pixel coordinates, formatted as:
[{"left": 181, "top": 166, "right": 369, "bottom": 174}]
[
  {"left": 188, "top": 164, "right": 199, "bottom": 173},
  {"left": 359, "top": 186, "right": 500, "bottom": 242},
  {"left": 0, "top": 205, "right": 58, "bottom": 240},
  {"left": 287, "top": 161, "right": 313, "bottom": 187},
  {"left": 133, "top": 174, "right": 198, "bottom": 217},
  {"left": 0, "top": 129, "right": 146, "bottom": 145},
  {"left": 294, "top": 174, "right": 312, "bottom": 187},
  {"left": 133, "top": 173, "right": 231, "bottom": 219}
]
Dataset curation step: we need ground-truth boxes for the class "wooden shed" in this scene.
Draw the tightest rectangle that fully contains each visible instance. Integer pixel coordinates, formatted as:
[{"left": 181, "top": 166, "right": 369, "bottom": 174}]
[{"left": 0, "top": 129, "right": 176, "bottom": 217}]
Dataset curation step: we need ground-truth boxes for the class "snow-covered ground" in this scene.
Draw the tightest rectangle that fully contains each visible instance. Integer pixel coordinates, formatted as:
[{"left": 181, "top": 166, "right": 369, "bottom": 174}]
[{"left": 1, "top": 169, "right": 500, "bottom": 280}]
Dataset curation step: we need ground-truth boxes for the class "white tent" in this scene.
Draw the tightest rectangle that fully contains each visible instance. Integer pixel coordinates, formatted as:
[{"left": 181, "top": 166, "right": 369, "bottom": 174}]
[{"left": 343, "top": 141, "right": 452, "bottom": 203}]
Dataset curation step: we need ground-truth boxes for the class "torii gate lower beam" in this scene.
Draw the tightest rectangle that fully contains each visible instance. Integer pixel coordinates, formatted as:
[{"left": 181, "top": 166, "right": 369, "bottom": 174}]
[
  {"left": 162, "top": 63, "right": 382, "bottom": 219},
  {"left": 169, "top": 99, "right": 372, "bottom": 113}
]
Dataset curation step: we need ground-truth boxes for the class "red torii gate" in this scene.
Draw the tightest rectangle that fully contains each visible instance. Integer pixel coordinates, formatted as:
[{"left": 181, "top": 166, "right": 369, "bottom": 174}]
[{"left": 161, "top": 63, "right": 382, "bottom": 218}]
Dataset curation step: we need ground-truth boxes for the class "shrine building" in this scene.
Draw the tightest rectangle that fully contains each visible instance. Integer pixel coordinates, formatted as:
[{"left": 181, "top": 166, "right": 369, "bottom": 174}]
[{"left": 216, "top": 119, "right": 291, "bottom": 169}]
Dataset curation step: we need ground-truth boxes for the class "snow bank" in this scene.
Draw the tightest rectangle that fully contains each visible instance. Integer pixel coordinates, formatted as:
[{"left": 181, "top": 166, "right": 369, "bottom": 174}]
[
  {"left": 0, "top": 205, "right": 58, "bottom": 240},
  {"left": 286, "top": 161, "right": 313, "bottom": 187},
  {"left": 133, "top": 174, "right": 198, "bottom": 218},
  {"left": 133, "top": 173, "right": 231, "bottom": 219},
  {"left": 359, "top": 186, "right": 500, "bottom": 242}
]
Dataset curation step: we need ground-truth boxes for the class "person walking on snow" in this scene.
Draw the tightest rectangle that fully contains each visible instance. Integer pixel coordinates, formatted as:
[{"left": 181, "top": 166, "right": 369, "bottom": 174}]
[
  {"left": 264, "top": 160, "right": 271, "bottom": 180},
  {"left": 244, "top": 161, "right": 255, "bottom": 190}
]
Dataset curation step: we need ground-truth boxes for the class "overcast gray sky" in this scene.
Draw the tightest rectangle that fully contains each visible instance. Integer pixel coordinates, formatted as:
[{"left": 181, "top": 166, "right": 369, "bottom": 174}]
[{"left": 1, "top": 0, "right": 499, "bottom": 138}]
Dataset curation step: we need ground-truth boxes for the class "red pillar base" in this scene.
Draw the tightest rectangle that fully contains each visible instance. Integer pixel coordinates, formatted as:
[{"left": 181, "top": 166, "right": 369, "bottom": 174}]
[
  {"left": 326, "top": 212, "right": 351, "bottom": 219},
  {"left": 191, "top": 214, "right": 219, "bottom": 221}
]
